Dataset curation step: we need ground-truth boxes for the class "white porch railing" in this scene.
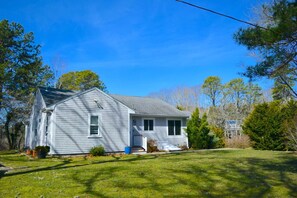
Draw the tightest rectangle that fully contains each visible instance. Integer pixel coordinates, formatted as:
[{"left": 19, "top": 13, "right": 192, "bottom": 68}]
[{"left": 142, "top": 136, "right": 147, "bottom": 152}]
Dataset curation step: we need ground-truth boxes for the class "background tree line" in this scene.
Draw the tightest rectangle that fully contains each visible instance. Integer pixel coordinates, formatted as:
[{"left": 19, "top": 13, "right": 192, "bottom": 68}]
[
  {"left": 236, "top": 0, "right": 297, "bottom": 151},
  {"left": 150, "top": 76, "right": 266, "bottom": 127},
  {"left": 182, "top": 0, "right": 297, "bottom": 150}
]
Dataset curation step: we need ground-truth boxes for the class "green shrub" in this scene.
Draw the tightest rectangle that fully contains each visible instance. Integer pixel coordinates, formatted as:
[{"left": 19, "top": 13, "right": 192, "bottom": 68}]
[
  {"left": 282, "top": 101, "right": 297, "bottom": 150},
  {"left": 284, "top": 114, "right": 297, "bottom": 151},
  {"left": 209, "top": 126, "right": 225, "bottom": 148},
  {"left": 243, "top": 100, "right": 297, "bottom": 151},
  {"left": 186, "top": 108, "right": 214, "bottom": 149},
  {"left": 90, "top": 145, "right": 105, "bottom": 156}
]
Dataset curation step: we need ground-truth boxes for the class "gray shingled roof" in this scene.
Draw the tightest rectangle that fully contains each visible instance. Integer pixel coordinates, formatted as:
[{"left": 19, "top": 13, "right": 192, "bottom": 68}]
[
  {"left": 111, "top": 94, "right": 190, "bottom": 117},
  {"left": 38, "top": 87, "right": 190, "bottom": 117},
  {"left": 39, "top": 87, "right": 78, "bottom": 106}
]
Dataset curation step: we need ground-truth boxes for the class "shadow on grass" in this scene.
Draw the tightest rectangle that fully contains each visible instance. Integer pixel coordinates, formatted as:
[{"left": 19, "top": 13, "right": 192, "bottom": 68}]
[
  {"left": 0, "top": 163, "right": 11, "bottom": 179},
  {"left": 71, "top": 166, "right": 123, "bottom": 198},
  {"left": 0, "top": 150, "right": 237, "bottom": 179},
  {"left": 68, "top": 152, "right": 297, "bottom": 197},
  {"left": 0, "top": 150, "right": 19, "bottom": 155},
  {"left": 1, "top": 151, "right": 297, "bottom": 197},
  {"left": 162, "top": 155, "right": 297, "bottom": 197},
  {"left": 0, "top": 153, "right": 161, "bottom": 179}
]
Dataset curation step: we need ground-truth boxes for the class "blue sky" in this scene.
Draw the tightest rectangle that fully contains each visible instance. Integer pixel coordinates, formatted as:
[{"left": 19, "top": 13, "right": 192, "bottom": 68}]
[{"left": 1, "top": 0, "right": 272, "bottom": 96}]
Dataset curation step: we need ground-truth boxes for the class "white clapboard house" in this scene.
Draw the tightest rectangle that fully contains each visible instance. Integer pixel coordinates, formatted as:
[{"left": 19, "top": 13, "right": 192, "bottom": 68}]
[{"left": 25, "top": 87, "right": 190, "bottom": 154}]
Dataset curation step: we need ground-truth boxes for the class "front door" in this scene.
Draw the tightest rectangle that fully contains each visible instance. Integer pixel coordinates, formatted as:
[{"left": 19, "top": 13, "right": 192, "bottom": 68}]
[{"left": 133, "top": 135, "right": 142, "bottom": 147}]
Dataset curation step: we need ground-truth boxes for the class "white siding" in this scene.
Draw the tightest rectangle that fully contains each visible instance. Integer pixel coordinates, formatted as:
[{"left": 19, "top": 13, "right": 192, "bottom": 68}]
[
  {"left": 52, "top": 89, "right": 130, "bottom": 154},
  {"left": 131, "top": 116, "right": 188, "bottom": 147},
  {"left": 26, "top": 90, "right": 47, "bottom": 149}
]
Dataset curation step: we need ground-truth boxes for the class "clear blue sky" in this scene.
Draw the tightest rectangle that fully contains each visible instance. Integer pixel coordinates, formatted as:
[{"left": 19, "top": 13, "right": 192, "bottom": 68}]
[{"left": 1, "top": 0, "right": 272, "bottom": 96}]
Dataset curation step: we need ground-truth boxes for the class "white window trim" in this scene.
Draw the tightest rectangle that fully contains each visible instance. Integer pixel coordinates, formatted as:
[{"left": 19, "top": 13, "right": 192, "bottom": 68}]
[
  {"left": 142, "top": 118, "right": 155, "bottom": 132},
  {"left": 167, "top": 119, "right": 183, "bottom": 137},
  {"left": 88, "top": 113, "right": 102, "bottom": 138}
]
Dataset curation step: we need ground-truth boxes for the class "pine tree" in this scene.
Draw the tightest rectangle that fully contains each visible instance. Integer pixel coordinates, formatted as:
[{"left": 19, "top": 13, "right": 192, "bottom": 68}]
[
  {"left": 0, "top": 20, "right": 53, "bottom": 149},
  {"left": 243, "top": 101, "right": 287, "bottom": 150},
  {"left": 234, "top": 0, "right": 297, "bottom": 98},
  {"left": 198, "top": 113, "right": 212, "bottom": 149},
  {"left": 186, "top": 108, "right": 214, "bottom": 149},
  {"left": 186, "top": 108, "right": 201, "bottom": 148}
]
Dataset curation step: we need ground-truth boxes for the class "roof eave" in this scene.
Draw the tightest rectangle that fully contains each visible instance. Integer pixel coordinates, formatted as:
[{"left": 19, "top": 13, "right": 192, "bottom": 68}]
[{"left": 132, "top": 113, "right": 189, "bottom": 118}]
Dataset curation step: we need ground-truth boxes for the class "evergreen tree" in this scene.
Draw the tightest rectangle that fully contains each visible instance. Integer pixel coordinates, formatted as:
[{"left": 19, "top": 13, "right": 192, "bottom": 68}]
[
  {"left": 202, "top": 76, "right": 222, "bottom": 107},
  {"left": 57, "top": 70, "right": 107, "bottom": 92},
  {"left": 245, "top": 82, "right": 263, "bottom": 107},
  {"left": 234, "top": 0, "right": 297, "bottom": 98},
  {"left": 272, "top": 75, "right": 295, "bottom": 101},
  {"left": 186, "top": 108, "right": 214, "bottom": 149},
  {"left": 186, "top": 108, "right": 201, "bottom": 148},
  {"left": 0, "top": 20, "right": 53, "bottom": 149},
  {"left": 198, "top": 113, "right": 213, "bottom": 149},
  {"left": 209, "top": 126, "right": 225, "bottom": 148},
  {"left": 282, "top": 100, "right": 297, "bottom": 150},
  {"left": 224, "top": 78, "right": 247, "bottom": 110},
  {"left": 243, "top": 101, "right": 287, "bottom": 150}
]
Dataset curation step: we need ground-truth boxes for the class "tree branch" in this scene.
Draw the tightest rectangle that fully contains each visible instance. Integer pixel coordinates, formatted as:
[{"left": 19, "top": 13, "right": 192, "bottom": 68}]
[{"left": 279, "top": 75, "right": 297, "bottom": 98}]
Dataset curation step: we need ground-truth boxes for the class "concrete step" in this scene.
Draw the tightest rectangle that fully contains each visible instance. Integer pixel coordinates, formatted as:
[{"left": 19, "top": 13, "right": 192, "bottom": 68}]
[
  {"left": 132, "top": 151, "right": 147, "bottom": 155},
  {"left": 131, "top": 147, "right": 145, "bottom": 153}
]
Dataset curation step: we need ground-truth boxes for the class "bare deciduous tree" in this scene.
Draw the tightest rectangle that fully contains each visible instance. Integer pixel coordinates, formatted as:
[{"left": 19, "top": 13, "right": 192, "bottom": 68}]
[{"left": 148, "top": 85, "right": 202, "bottom": 111}]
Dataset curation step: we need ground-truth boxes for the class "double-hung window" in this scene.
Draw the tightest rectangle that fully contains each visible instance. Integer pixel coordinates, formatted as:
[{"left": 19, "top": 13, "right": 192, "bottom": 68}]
[
  {"left": 168, "top": 120, "right": 181, "bottom": 136},
  {"left": 143, "top": 119, "right": 154, "bottom": 131},
  {"left": 90, "top": 115, "right": 100, "bottom": 136}
]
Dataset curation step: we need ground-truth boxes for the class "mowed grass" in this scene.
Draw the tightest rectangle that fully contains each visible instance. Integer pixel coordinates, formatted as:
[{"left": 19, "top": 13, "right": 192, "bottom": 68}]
[{"left": 0, "top": 149, "right": 296, "bottom": 198}]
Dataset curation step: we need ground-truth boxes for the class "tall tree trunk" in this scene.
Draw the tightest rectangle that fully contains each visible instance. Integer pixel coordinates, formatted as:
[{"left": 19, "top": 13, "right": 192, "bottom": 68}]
[
  {"left": 0, "top": 62, "right": 4, "bottom": 110},
  {"left": 14, "top": 122, "right": 23, "bottom": 149},
  {"left": 0, "top": 83, "right": 3, "bottom": 109},
  {"left": 4, "top": 112, "right": 13, "bottom": 149},
  {"left": 18, "top": 133, "right": 24, "bottom": 150}
]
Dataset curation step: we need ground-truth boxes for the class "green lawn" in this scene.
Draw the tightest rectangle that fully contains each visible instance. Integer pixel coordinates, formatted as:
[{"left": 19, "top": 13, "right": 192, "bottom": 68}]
[{"left": 0, "top": 149, "right": 296, "bottom": 198}]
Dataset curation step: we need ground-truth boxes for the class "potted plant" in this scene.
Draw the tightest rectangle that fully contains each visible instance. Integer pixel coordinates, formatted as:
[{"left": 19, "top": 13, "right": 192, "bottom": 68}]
[{"left": 35, "top": 146, "right": 50, "bottom": 159}]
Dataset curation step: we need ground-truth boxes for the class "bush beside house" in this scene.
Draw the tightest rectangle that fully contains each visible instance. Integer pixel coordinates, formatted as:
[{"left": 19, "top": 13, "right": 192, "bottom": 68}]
[
  {"left": 186, "top": 108, "right": 221, "bottom": 149},
  {"left": 90, "top": 146, "right": 105, "bottom": 156}
]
